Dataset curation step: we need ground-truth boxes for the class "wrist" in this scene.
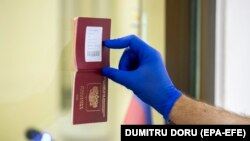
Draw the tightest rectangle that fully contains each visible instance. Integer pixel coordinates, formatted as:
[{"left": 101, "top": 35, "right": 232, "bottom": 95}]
[{"left": 153, "top": 87, "right": 182, "bottom": 121}]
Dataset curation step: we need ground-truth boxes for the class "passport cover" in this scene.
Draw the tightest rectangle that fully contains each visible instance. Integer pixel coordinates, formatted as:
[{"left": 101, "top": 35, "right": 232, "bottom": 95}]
[{"left": 72, "top": 17, "right": 111, "bottom": 124}]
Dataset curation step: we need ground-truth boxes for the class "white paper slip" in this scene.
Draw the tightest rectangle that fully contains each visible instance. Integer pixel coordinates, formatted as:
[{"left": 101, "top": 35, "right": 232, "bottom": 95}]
[{"left": 85, "top": 26, "right": 103, "bottom": 62}]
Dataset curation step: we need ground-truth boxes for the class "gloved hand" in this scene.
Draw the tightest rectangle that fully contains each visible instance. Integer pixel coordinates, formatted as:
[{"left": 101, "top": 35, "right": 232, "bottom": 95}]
[{"left": 102, "top": 35, "right": 182, "bottom": 120}]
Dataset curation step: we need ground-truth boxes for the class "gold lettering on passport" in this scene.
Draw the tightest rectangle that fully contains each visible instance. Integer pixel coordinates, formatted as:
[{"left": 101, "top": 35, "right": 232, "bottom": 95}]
[
  {"left": 89, "top": 86, "right": 99, "bottom": 108},
  {"left": 79, "top": 86, "right": 84, "bottom": 110},
  {"left": 102, "top": 77, "right": 106, "bottom": 117}
]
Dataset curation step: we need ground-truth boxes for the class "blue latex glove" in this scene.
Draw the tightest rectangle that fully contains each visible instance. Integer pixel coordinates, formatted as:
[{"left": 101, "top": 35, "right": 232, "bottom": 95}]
[{"left": 102, "top": 35, "right": 182, "bottom": 120}]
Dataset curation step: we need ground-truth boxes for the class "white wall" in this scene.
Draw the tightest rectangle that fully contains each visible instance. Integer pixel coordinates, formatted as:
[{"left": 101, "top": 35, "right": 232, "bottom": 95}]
[
  {"left": 215, "top": 0, "right": 250, "bottom": 116},
  {"left": 0, "top": 0, "right": 61, "bottom": 140}
]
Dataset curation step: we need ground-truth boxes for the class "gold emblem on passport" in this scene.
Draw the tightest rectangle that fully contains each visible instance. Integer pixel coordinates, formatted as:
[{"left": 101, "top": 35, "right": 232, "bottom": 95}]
[
  {"left": 89, "top": 86, "right": 99, "bottom": 108},
  {"left": 86, "top": 83, "right": 101, "bottom": 112}
]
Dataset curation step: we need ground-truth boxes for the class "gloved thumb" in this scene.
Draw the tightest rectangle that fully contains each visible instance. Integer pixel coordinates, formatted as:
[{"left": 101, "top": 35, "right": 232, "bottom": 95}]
[{"left": 102, "top": 67, "right": 131, "bottom": 87}]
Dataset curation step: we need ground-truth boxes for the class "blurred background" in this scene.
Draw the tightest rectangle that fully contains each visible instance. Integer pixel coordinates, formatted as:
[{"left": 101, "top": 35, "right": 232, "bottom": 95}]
[{"left": 1, "top": 0, "right": 250, "bottom": 141}]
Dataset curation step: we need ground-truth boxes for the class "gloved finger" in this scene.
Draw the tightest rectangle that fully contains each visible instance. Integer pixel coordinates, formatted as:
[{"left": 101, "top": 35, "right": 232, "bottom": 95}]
[
  {"left": 102, "top": 67, "right": 132, "bottom": 87},
  {"left": 104, "top": 35, "right": 150, "bottom": 53},
  {"left": 119, "top": 48, "right": 138, "bottom": 70}
]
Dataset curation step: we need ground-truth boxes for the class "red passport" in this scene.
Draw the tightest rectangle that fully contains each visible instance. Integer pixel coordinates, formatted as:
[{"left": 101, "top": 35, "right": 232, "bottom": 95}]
[{"left": 72, "top": 17, "right": 111, "bottom": 124}]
